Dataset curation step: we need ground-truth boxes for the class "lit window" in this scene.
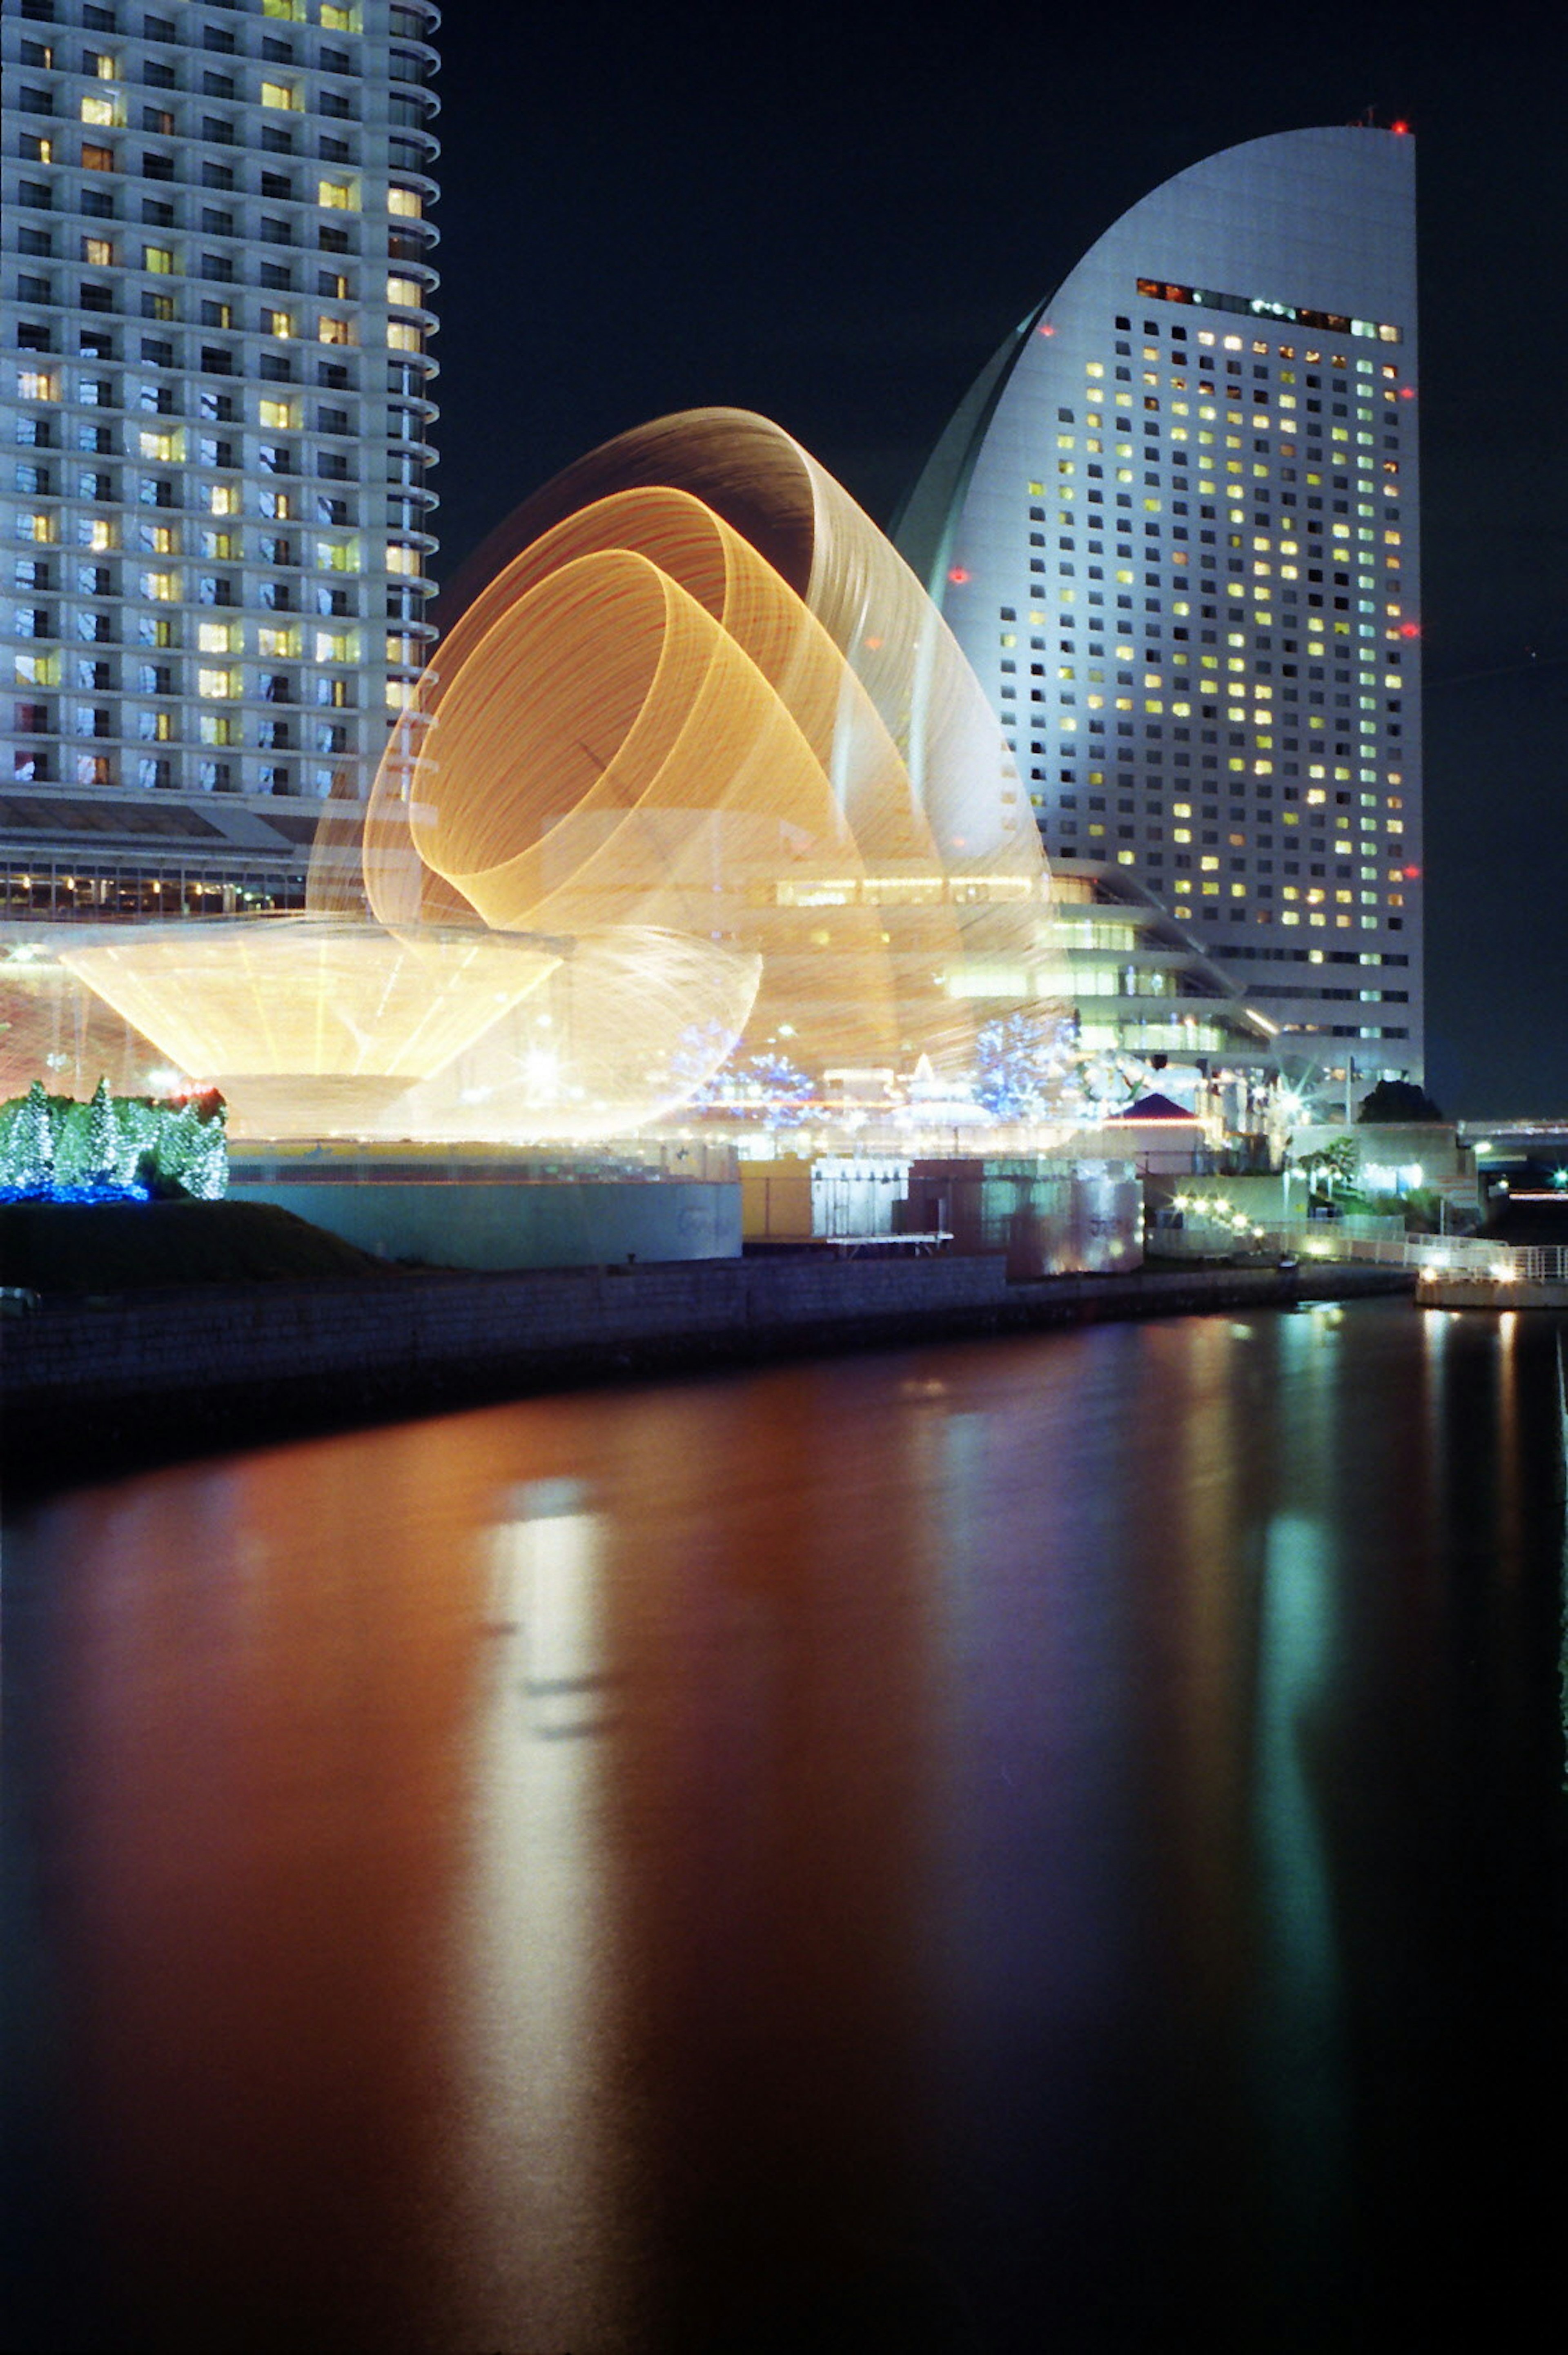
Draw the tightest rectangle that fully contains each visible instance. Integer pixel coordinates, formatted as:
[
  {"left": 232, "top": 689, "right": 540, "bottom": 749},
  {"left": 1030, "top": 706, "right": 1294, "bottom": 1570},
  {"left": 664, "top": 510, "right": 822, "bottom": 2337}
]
[
  {"left": 387, "top": 543, "right": 419, "bottom": 576},
  {"left": 18, "top": 371, "right": 58, "bottom": 401},
  {"left": 263, "top": 310, "right": 294, "bottom": 339},
  {"left": 198, "top": 667, "right": 238, "bottom": 700},
  {"left": 318, "top": 179, "right": 357, "bottom": 211},
  {"left": 321, "top": 2, "right": 360, "bottom": 24},
  {"left": 315, "top": 629, "right": 359, "bottom": 664},
  {"left": 82, "top": 236, "right": 115, "bottom": 267},
  {"left": 138, "top": 430, "right": 181, "bottom": 462},
  {"left": 142, "top": 570, "right": 179, "bottom": 601},
  {"left": 261, "top": 82, "right": 298, "bottom": 111},
  {"left": 318, "top": 315, "right": 353, "bottom": 345},
  {"left": 208, "top": 484, "right": 240, "bottom": 515},
  {"left": 87, "top": 520, "right": 114, "bottom": 551},
  {"left": 80, "top": 95, "right": 116, "bottom": 127},
  {"left": 198, "top": 622, "right": 238, "bottom": 654},
  {"left": 387, "top": 321, "right": 421, "bottom": 353},
  {"left": 388, "top": 185, "right": 421, "bottom": 218},
  {"left": 144, "top": 245, "right": 174, "bottom": 275},
  {"left": 258, "top": 398, "right": 298, "bottom": 430},
  {"left": 386, "top": 275, "right": 421, "bottom": 309},
  {"left": 258, "top": 626, "right": 297, "bottom": 659},
  {"left": 385, "top": 677, "right": 413, "bottom": 709}
]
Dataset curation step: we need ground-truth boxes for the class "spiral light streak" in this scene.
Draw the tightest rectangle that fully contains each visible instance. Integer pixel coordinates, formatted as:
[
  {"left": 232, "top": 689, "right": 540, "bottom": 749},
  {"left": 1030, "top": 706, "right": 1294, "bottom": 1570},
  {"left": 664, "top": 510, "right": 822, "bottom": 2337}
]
[
  {"left": 56, "top": 921, "right": 564, "bottom": 1135},
  {"left": 56, "top": 412, "right": 1056, "bottom": 1141}
]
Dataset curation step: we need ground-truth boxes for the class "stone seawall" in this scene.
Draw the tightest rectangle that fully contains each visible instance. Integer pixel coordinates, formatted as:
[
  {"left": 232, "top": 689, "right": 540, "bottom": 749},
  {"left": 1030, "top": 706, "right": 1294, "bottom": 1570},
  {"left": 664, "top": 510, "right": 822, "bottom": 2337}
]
[{"left": 2, "top": 1255, "right": 1414, "bottom": 1482}]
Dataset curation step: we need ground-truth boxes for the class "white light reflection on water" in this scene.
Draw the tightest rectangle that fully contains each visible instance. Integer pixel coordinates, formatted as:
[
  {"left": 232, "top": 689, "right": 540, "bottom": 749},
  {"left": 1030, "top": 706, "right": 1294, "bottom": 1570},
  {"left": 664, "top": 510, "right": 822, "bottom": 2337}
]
[{"left": 450, "top": 1474, "right": 631, "bottom": 2353}]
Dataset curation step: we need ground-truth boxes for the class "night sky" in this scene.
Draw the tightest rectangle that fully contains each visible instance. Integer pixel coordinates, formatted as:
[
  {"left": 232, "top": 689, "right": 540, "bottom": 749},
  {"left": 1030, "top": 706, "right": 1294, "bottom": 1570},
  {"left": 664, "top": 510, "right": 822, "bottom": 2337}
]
[{"left": 426, "top": 5, "right": 1567, "bottom": 1119}]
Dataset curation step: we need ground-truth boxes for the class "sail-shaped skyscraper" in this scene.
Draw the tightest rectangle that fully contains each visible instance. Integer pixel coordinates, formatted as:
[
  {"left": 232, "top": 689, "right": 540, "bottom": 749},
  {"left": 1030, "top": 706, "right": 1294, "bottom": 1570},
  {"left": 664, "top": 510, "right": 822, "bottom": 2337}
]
[{"left": 897, "top": 126, "right": 1422, "bottom": 1085}]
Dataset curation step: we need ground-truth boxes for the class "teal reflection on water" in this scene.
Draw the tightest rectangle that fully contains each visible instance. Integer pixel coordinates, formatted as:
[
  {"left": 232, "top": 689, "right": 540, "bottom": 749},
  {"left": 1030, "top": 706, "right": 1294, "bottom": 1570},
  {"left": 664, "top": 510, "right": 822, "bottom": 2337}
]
[{"left": 1256, "top": 1512, "right": 1342, "bottom": 2126}]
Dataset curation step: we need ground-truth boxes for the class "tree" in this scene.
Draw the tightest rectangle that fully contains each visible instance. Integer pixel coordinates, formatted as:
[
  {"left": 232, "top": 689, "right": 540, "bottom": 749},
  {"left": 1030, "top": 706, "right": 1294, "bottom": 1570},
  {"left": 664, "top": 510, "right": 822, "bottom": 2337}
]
[
  {"left": 695, "top": 1051, "right": 814, "bottom": 1127},
  {"left": 973, "top": 1011, "right": 1076, "bottom": 1121},
  {"left": 178, "top": 1108, "right": 229, "bottom": 1201},
  {"left": 6, "top": 1078, "right": 55, "bottom": 1193},
  {"left": 1294, "top": 1135, "right": 1361, "bottom": 1195},
  {"left": 1358, "top": 1077, "right": 1443, "bottom": 1123},
  {"left": 84, "top": 1076, "right": 119, "bottom": 1184}
]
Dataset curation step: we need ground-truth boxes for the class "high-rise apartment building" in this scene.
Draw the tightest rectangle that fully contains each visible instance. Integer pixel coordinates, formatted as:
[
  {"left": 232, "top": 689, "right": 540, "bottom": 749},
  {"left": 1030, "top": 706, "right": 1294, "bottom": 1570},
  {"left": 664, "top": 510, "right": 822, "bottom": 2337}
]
[
  {"left": 897, "top": 127, "right": 1423, "bottom": 1086},
  {"left": 0, "top": 0, "right": 439, "bottom": 922}
]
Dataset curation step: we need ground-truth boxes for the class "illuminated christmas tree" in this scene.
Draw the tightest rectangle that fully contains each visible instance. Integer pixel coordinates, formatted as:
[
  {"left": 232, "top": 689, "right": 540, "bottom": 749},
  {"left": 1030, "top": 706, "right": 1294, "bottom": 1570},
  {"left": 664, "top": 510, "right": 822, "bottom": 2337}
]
[
  {"left": 84, "top": 1077, "right": 119, "bottom": 1185},
  {"left": 7, "top": 1079, "right": 55, "bottom": 1194},
  {"left": 972, "top": 1012, "right": 1078, "bottom": 1122},
  {"left": 178, "top": 1105, "right": 229, "bottom": 1201}
]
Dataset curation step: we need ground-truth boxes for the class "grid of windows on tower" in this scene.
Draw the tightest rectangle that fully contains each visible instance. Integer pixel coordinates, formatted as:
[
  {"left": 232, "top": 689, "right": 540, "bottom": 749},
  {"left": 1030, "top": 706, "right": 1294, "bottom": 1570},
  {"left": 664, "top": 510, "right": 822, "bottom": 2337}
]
[
  {"left": 1, "top": 0, "right": 440, "bottom": 851},
  {"left": 984, "top": 310, "right": 1414, "bottom": 1026}
]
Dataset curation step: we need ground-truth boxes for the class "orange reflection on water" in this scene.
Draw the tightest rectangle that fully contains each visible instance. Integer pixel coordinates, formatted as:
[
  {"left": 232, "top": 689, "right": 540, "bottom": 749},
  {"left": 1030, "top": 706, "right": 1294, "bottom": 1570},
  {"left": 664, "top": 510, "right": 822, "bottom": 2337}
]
[
  {"left": 588, "top": 1375, "right": 947, "bottom": 2342},
  {"left": 34, "top": 1421, "right": 499, "bottom": 2351},
  {"left": 23, "top": 1376, "right": 955, "bottom": 2349}
]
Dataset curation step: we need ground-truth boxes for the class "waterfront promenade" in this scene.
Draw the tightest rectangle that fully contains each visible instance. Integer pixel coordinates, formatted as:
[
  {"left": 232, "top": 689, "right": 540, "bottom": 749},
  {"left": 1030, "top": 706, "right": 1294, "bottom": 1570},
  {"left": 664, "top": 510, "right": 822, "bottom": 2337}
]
[{"left": 2, "top": 1252, "right": 1412, "bottom": 1481}]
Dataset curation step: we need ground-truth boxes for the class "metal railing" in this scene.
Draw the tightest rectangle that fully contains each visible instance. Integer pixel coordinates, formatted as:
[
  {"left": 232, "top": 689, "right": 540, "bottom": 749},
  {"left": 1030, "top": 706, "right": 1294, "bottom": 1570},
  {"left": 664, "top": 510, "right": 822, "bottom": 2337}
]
[
  {"left": 1152, "top": 1221, "right": 1568, "bottom": 1287},
  {"left": 1266, "top": 1228, "right": 1568, "bottom": 1285}
]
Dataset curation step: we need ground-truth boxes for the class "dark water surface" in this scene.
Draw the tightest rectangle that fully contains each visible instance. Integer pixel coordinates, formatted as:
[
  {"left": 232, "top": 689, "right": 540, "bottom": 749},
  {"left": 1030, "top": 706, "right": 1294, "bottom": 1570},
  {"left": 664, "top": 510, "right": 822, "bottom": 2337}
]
[{"left": 4, "top": 1300, "right": 1565, "bottom": 2352}]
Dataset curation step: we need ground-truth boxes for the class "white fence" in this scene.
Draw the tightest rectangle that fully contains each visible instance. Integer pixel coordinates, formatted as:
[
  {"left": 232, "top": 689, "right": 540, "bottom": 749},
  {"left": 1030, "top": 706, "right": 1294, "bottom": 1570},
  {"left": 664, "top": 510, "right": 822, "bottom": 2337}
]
[
  {"left": 1277, "top": 1231, "right": 1568, "bottom": 1285},
  {"left": 1156, "top": 1220, "right": 1568, "bottom": 1287}
]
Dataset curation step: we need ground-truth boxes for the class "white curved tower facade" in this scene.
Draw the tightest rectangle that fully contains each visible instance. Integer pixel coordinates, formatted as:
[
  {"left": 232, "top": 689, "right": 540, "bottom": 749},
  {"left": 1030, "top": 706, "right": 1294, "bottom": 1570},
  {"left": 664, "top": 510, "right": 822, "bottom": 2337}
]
[{"left": 897, "top": 126, "right": 1422, "bottom": 1085}]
